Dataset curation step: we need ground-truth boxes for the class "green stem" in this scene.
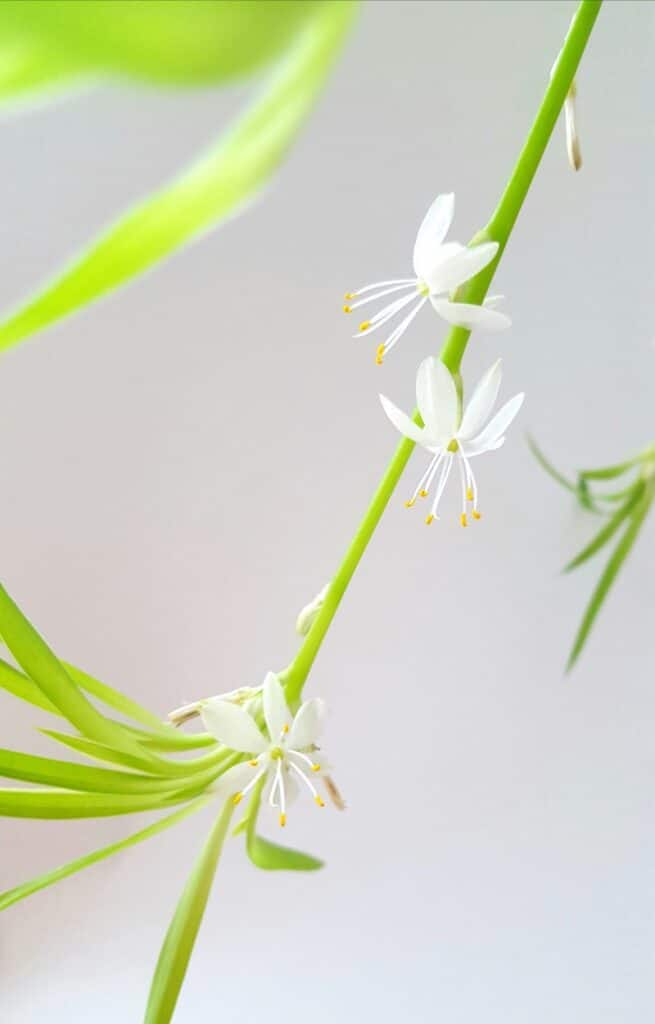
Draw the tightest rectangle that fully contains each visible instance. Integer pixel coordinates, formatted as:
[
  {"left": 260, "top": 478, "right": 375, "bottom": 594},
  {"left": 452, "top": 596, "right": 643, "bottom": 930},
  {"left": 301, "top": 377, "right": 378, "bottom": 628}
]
[{"left": 285, "top": 0, "right": 601, "bottom": 704}]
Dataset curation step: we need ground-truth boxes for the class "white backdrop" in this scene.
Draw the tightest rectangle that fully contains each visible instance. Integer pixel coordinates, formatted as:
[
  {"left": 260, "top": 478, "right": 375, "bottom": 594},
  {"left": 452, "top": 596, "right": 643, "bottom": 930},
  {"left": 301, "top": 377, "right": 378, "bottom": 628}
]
[{"left": 2, "top": 2, "right": 654, "bottom": 1021}]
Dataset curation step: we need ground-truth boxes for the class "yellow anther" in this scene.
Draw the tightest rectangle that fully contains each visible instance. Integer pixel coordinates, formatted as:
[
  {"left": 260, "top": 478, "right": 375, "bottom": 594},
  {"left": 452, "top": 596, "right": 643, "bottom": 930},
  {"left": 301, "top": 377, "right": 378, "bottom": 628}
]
[
  {"left": 375, "top": 355, "right": 384, "bottom": 366},
  {"left": 419, "top": 490, "right": 428, "bottom": 498},
  {"left": 425, "top": 514, "right": 434, "bottom": 525},
  {"left": 375, "top": 342, "right": 385, "bottom": 366},
  {"left": 315, "top": 795, "right": 325, "bottom": 808},
  {"left": 344, "top": 292, "right": 355, "bottom": 300},
  {"left": 343, "top": 305, "right": 352, "bottom": 314},
  {"left": 282, "top": 724, "right": 289, "bottom": 734},
  {"left": 248, "top": 759, "right": 259, "bottom": 767},
  {"left": 460, "top": 513, "right": 468, "bottom": 528},
  {"left": 472, "top": 509, "right": 481, "bottom": 520},
  {"left": 279, "top": 813, "right": 287, "bottom": 828},
  {"left": 466, "top": 486, "right": 474, "bottom": 502},
  {"left": 311, "top": 764, "right": 321, "bottom": 772},
  {"left": 359, "top": 320, "right": 371, "bottom": 332},
  {"left": 232, "top": 792, "right": 243, "bottom": 806},
  {"left": 405, "top": 498, "right": 415, "bottom": 508}
]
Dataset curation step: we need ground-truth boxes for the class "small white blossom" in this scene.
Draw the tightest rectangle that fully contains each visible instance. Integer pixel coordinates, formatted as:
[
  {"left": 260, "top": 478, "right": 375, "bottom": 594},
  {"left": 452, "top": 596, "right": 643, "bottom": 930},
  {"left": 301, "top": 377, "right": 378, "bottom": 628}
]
[
  {"left": 201, "top": 672, "right": 329, "bottom": 828},
  {"left": 380, "top": 356, "right": 524, "bottom": 525},
  {"left": 343, "top": 193, "right": 510, "bottom": 363}
]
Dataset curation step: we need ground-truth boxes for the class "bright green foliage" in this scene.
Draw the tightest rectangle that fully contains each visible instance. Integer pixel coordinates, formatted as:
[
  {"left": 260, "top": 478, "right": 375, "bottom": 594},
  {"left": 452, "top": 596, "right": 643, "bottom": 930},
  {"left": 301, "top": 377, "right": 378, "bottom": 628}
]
[
  {"left": 244, "top": 779, "right": 324, "bottom": 871},
  {"left": 0, "top": 797, "right": 210, "bottom": 912},
  {"left": 0, "top": 1, "right": 323, "bottom": 100},
  {"left": 0, "top": 1, "right": 357, "bottom": 353},
  {"left": 531, "top": 439, "right": 655, "bottom": 668},
  {"left": 144, "top": 801, "right": 234, "bottom": 1024}
]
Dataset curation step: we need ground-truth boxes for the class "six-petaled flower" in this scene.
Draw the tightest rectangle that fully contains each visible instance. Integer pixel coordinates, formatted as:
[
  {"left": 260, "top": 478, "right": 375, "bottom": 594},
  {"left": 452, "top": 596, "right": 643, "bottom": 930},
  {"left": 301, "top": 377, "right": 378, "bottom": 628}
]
[
  {"left": 380, "top": 356, "right": 524, "bottom": 525},
  {"left": 343, "top": 193, "right": 510, "bottom": 363}
]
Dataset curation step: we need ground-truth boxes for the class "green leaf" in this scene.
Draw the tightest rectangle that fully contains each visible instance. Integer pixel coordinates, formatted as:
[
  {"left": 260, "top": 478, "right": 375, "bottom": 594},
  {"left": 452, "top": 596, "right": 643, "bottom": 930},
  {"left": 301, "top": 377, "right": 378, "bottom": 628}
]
[
  {"left": 144, "top": 800, "right": 233, "bottom": 1024},
  {"left": 62, "top": 660, "right": 173, "bottom": 735},
  {"left": 564, "top": 482, "right": 645, "bottom": 572},
  {"left": 0, "top": 786, "right": 193, "bottom": 819},
  {"left": 42, "top": 727, "right": 166, "bottom": 773},
  {"left": 0, "top": 747, "right": 186, "bottom": 795},
  {"left": 0, "top": 1, "right": 357, "bottom": 353},
  {"left": 247, "top": 831, "right": 324, "bottom": 872},
  {"left": 0, "top": 797, "right": 210, "bottom": 912},
  {"left": 579, "top": 459, "right": 637, "bottom": 481},
  {"left": 0, "top": 585, "right": 150, "bottom": 758},
  {"left": 0, "top": 657, "right": 60, "bottom": 715},
  {"left": 528, "top": 436, "right": 577, "bottom": 493},
  {"left": 245, "top": 777, "right": 323, "bottom": 871},
  {"left": 0, "top": 1, "right": 323, "bottom": 100},
  {"left": 567, "top": 478, "right": 655, "bottom": 670}
]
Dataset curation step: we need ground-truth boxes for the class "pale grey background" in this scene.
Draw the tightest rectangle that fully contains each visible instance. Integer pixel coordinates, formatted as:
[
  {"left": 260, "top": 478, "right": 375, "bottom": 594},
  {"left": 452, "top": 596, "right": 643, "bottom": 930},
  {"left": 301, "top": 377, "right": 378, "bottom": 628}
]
[{"left": 1, "top": 1, "right": 654, "bottom": 1021}]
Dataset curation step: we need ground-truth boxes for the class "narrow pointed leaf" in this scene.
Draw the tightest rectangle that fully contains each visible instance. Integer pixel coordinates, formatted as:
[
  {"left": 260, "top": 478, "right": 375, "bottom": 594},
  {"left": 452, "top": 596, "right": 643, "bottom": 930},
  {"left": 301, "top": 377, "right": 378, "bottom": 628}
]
[
  {"left": 579, "top": 459, "right": 637, "bottom": 481},
  {"left": 0, "top": 657, "right": 60, "bottom": 715},
  {"left": 528, "top": 436, "right": 577, "bottom": 493},
  {"left": 0, "top": 1, "right": 357, "bottom": 353},
  {"left": 0, "top": 786, "right": 193, "bottom": 819},
  {"left": 144, "top": 800, "right": 233, "bottom": 1024},
  {"left": 0, "top": 797, "right": 210, "bottom": 912},
  {"left": 245, "top": 778, "right": 323, "bottom": 871},
  {"left": 0, "top": 748, "right": 185, "bottom": 795},
  {"left": 564, "top": 482, "right": 645, "bottom": 572},
  {"left": 63, "top": 660, "right": 171, "bottom": 734},
  {"left": 0, "top": 585, "right": 150, "bottom": 758},
  {"left": 567, "top": 479, "right": 655, "bottom": 670},
  {"left": 42, "top": 727, "right": 165, "bottom": 772}
]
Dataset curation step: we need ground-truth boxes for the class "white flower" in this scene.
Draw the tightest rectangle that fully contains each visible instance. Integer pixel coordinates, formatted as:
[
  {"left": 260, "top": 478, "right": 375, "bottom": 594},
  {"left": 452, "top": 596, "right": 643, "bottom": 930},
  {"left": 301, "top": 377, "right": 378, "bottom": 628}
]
[
  {"left": 201, "top": 672, "right": 328, "bottom": 828},
  {"left": 380, "top": 356, "right": 524, "bottom": 525},
  {"left": 343, "top": 193, "right": 511, "bottom": 364}
]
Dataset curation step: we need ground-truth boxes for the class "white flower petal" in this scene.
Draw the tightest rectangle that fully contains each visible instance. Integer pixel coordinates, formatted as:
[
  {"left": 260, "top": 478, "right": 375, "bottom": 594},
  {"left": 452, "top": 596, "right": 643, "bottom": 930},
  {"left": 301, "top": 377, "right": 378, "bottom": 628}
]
[
  {"left": 412, "top": 192, "right": 455, "bottom": 279},
  {"left": 214, "top": 760, "right": 263, "bottom": 797},
  {"left": 288, "top": 697, "right": 326, "bottom": 750},
  {"left": 200, "top": 698, "right": 267, "bottom": 754},
  {"left": 429, "top": 298, "right": 511, "bottom": 333},
  {"left": 468, "top": 392, "right": 524, "bottom": 450},
  {"left": 465, "top": 436, "right": 505, "bottom": 458},
  {"left": 425, "top": 241, "right": 499, "bottom": 295},
  {"left": 416, "top": 356, "right": 458, "bottom": 442},
  {"left": 379, "top": 394, "right": 431, "bottom": 446},
  {"left": 263, "top": 671, "right": 291, "bottom": 743},
  {"left": 458, "top": 359, "right": 503, "bottom": 441}
]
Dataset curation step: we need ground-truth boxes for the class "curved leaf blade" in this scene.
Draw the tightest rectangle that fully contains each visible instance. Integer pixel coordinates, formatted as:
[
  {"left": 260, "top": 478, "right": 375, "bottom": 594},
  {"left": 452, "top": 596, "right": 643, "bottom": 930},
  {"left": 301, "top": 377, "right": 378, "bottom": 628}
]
[
  {"left": 0, "top": 1, "right": 322, "bottom": 99},
  {"left": 567, "top": 478, "right": 655, "bottom": 670},
  {"left": 244, "top": 776, "right": 323, "bottom": 871},
  {"left": 0, "top": 797, "right": 209, "bottom": 912},
  {"left": 144, "top": 800, "right": 233, "bottom": 1024},
  {"left": 0, "top": 1, "right": 357, "bottom": 353},
  {"left": 564, "top": 482, "right": 645, "bottom": 572}
]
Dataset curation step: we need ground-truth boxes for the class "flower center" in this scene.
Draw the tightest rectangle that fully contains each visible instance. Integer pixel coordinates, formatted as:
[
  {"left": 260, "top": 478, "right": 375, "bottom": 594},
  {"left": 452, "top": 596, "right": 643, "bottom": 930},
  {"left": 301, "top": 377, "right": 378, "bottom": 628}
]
[
  {"left": 417, "top": 280, "right": 430, "bottom": 297},
  {"left": 269, "top": 746, "right": 284, "bottom": 761},
  {"left": 447, "top": 438, "right": 459, "bottom": 452}
]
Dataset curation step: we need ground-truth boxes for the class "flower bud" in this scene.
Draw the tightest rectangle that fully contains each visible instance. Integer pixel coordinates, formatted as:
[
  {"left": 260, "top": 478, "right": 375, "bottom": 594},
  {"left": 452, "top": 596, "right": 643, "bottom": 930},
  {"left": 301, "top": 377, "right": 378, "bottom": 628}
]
[{"left": 295, "top": 583, "right": 330, "bottom": 637}]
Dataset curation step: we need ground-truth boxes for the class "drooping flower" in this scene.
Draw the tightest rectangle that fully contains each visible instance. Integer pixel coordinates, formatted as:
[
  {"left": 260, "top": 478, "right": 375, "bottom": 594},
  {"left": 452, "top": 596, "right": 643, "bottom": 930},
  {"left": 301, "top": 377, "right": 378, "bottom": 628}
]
[
  {"left": 343, "top": 193, "right": 511, "bottom": 364},
  {"left": 380, "top": 356, "right": 524, "bottom": 525},
  {"left": 201, "top": 672, "right": 329, "bottom": 827}
]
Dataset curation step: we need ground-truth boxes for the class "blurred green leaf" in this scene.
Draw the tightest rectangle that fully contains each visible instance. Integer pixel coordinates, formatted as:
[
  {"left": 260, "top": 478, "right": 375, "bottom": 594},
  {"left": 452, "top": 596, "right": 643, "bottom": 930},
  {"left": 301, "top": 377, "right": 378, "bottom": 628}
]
[
  {"left": 528, "top": 436, "right": 577, "bottom": 493},
  {"left": 144, "top": 800, "right": 233, "bottom": 1024},
  {"left": 579, "top": 458, "right": 638, "bottom": 481},
  {"left": 245, "top": 778, "right": 323, "bottom": 871},
  {"left": 0, "top": 796, "right": 210, "bottom": 912},
  {"left": 0, "top": 0, "right": 356, "bottom": 353},
  {"left": 0, "top": 656, "right": 59, "bottom": 715},
  {"left": 567, "top": 477, "right": 655, "bottom": 670},
  {"left": 0, "top": 1, "right": 323, "bottom": 101},
  {"left": 564, "top": 482, "right": 645, "bottom": 573},
  {"left": 42, "top": 726, "right": 167, "bottom": 772}
]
